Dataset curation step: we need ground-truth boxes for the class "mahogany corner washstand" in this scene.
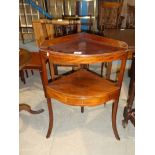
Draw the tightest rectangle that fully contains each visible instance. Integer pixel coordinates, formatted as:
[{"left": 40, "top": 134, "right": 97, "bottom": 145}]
[{"left": 40, "top": 32, "right": 128, "bottom": 140}]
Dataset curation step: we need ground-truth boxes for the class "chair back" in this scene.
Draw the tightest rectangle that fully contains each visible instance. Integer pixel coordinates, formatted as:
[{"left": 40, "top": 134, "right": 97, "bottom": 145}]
[
  {"left": 126, "top": 4, "right": 135, "bottom": 28},
  {"left": 32, "top": 19, "right": 54, "bottom": 47},
  {"left": 98, "top": 1, "right": 123, "bottom": 30}
]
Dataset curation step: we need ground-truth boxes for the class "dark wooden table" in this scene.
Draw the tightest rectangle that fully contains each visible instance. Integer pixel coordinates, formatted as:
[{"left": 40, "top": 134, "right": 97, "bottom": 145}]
[
  {"left": 19, "top": 49, "right": 44, "bottom": 114},
  {"left": 104, "top": 29, "right": 135, "bottom": 58},
  {"left": 103, "top": 29, "right": 135, "bottom": 127},
  {"left": 104, "top": 29, "right": 135, "bottom": 48}
]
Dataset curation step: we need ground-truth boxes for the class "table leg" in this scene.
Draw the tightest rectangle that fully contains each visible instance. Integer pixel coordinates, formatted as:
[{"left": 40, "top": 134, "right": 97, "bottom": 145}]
[
  {"left": 106, "top": 62, "right": 112, "bottom": 79},
  {"left": 101, "top": 63, "right": 104, "bottom": 77},
  {"left": 19, "top": 103, "right": 44, "bottom": 114},
  {"left": 122, "top": 56, "right": 135, "bottom": 127},
  {"left": 122, "top": 81, "right": 135, "bottom": 127},
  {"left": 81, "top": 106, "right": 84, "bottom": 113}
]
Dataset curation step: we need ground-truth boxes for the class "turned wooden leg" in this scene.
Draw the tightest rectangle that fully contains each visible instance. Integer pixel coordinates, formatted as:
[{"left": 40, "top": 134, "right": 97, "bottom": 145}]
[
  {"left": 19, "top": 103, "right": 44, "bottom": 114},
  {"left": 101, "top": 63, "right": 104, "bottom": 77},
  {"left": 112, "top": 99, "right": 120, "bottom": 140},
  {"left": 106, "top": 62, "right": 112, "bottom": 79},
  {"left": 81, "top": 106, "right": 84, "bottom": 113},
  {"left": 46, "top": 98, "right": 53, "bottom": 138}
]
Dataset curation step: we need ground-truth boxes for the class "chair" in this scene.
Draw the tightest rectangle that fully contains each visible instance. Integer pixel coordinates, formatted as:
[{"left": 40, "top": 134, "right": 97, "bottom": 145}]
[
  {"left": 98, "top": 1, "right": 125, "bottom": 77},
  {"left": 52, "top": 18, "right": 81, "bottom": 37},
  {"left": 62, "top": 15, "right": 82, "bottom": 34},
  {"left": 32, "top": 19, "right": 81, "bottom": 75},
  {"left": 32, "top": 19, "right": 55, "bottom": 47},
  {"left": 32, "top": 19, "right": 81, "bottom": 46},
  {"left": 19, "top": 48, "right": 43, "bottom": 86},
  {"left": 40, "top": 49, "right": 127, "bottom": 140},
  {"left": 98, "top": 1, "right": 124, "bottom": 36},
  {"left": 79, "top": 15, "right": 93, "bottom": 33}
]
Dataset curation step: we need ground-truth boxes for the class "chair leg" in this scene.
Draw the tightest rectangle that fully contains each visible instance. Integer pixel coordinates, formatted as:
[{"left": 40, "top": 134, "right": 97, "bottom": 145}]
[
  {"left": 25, "top": 70, "right": 29, "bottom": 78},
  {"left": 31, "top": 70, "right": 34, "bottom": 75},
  {"left": 46, "top": 98, "right": 53, "bottom": 138},
  {"left": 19, "top": 70, "right": 26, "bottom": 84},
  {"left": 86, "top": 64, "right": 89, "bottom": 69},
  {"left": 112, "top": 99, "right": 120, "bottom": 140}
]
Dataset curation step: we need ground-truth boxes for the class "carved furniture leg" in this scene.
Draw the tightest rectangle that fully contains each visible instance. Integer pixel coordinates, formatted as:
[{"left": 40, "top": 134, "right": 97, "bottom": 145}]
[
  {"left": 46, "top": 98, "right": 53, "bottom": 138},
  {"left": 19, "top": 103, "right": 44, "bottom": 114},
  {"left": 122, "top": 56, "right": 135, "bottom": 127},
  {"left": 123, "top": 81, "right": 135, "bottom": 127},
  {"left": 112, "top": 99, "right": 120, "bottom": 140}
]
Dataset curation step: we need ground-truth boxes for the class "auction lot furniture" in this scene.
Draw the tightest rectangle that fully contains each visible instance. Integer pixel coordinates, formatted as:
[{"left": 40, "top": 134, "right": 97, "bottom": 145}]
[
  {"left": 98, "top": 1, "right": 124, "bottom": 36},
  {"left": 32, "top": 19, "right": 81, "bottom": 75},
  {"left": 40, "top": 32, "right": 128, "bottom": 140},
  {"left": 122, "top": 54, "right": 135, "bottom": 127},
  {"left": 101, "top": 28, "right": 135, "bottom": 77},
  {"left": 19, "top": 48, "right": 43, "bottom": 84},
  {"left": 102, "top": 29, "right": 135, "bottom": 127},
  {"left": 32, "top": 19, "right": 81, "bottom": 47},
  {"left": 19, "top": 49, "right": 44, "bottom": 114}
]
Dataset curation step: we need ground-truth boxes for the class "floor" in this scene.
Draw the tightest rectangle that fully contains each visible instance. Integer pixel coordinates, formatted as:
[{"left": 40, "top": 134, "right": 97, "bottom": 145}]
[{"left": 19, "top": 40, "right": 135, "bottom": 155}]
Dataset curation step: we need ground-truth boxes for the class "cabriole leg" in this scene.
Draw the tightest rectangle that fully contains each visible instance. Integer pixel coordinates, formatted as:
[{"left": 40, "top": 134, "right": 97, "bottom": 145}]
[
  {"left": 112, "top": 99, "right": 120, "bottom": 140},
  {"left": 46, "top": 98, "right": 53, "bottom": 138}
]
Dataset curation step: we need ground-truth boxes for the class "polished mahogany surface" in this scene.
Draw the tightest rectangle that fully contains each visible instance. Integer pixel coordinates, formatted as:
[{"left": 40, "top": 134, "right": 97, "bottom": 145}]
[
  {"left": 47, "top": 69, "right": 120, "bottom": 106},
  {"left": 40, "top": 32, "right": 128, "bottom": 54},
  {"left": 48, "top": 39, "right": 120, "bottom": 54}
]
